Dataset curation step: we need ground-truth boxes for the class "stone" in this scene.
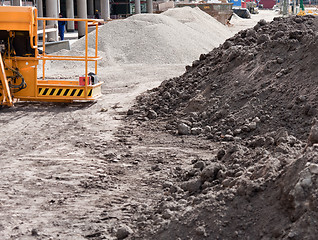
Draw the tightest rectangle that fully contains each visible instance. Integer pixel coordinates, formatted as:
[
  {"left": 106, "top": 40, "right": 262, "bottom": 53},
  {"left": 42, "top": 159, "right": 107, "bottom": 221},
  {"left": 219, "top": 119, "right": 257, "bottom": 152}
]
[
  {"left": 180, "top": 179, "right": 202, "bottom": 193},
  {"left": 258, "top": 19, "right": 267, "bottom": 26},
  {"left": 158, "top": 201, "right": 180, "bottom": 212},
  {"left": 151, "top": 164, "right": 161, "bottom": 171},
  {"left": 249, "top": 137, "right": 266, "bottom": 148},
  {"left": 273, "top": 31, "right": 285, "bottom": 40},
  {"left": 253, "top": 117, "right": 260, "bottom": 123},
  {"left": 246, "top": 29, "right": 257, "bottom": 38},
  {"left": 116, "top": 225, "right": 133, "bottom": 240},
  {"left": 308, "top": 163, "right": 318, "bottom": 174},
  {"left": 163, "top": 91, "right": 171, "bottom": 99},
  {"left": 31, "top": 229, "right": 38, "bottom": 236},
  {"left": 257, "top": 34, "right": 270, "bottom": 44},
  {"left": 241, "top": 125, "right": 250, "bottom": 132},
  {"left": 248, "top": 122, "right": 257, "bottom": 130},
  {"left": 193, "top": 161, "right": 205, "bottom": 170},
  {"left": 217, "top": 149, "right": 226, "bottom": 160},
  {"left": 195, "top": 226, "right": 207, "bottom": 236},
  {"left": 200, "top": 163, "right": 221, "bottom": 182},
  {"left": 275, "top": 129, "right": 289, "bottom": 144},
  {"left": 178, "top": 123, "right": 191, "bottom": 135},
  {"left": 295, "top": 95, "right": 306, "bottom": 103},
  {"left": 127, "top": 109, "right": 134, "bottom": 115},
  {"left": 235, "top": 171, "right": 243, "bottom": 177},
  {"left": 276, "top": 72, "right": 283, "bottom": 78},
  {"left": 189, "top": 112, "right": 199, "bottom": 119},
  {"left": 162, "top": 209, "right": 173, "bottom": 219},
  {"left": 276, "top": 57, "right": 284, "bottom": 64},
  {"left": 226, "top": 129, "right": 233, "bottom": 135},
  {"left": 223, "top": 40, "right": 233, "bottom": 49},
  {"left": 253, "top": 23, "right": 261, "bottom": 31},
  {"left": 265, "top": 136, "right": 275, "bottom": 146},
  {"left": 224, "top": 134, "right": 234, "bottom": 141},
  {"left": 147, "top": 110, "right": 158, "bottom": 119},
  {"left": 169, "top": 185, "right": 180, "bottom": 194},
  {"left": 233, "top": 128, "right": 242, "bottom": 135},
  {"left": 307, "top": 122, "right": 318, "bottom": 146},
  {"left": 204, "top": 126, "right": 212, "bottom": 133},
  {"left": 275, "top": 143, "right": 289, "bottom": 154},
  {"left": 163, "top": 181, "right": 173, "bottom": 189},
  {"left": 191, "top": 127, "right": 203, "bottom": 135}
]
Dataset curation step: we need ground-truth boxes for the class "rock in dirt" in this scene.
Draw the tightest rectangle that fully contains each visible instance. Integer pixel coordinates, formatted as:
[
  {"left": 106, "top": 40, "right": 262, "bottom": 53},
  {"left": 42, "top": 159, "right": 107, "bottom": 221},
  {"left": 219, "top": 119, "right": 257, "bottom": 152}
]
[
  {"left": 181, "top": 179, "right": 202, "bottom": 193},
  {"left": 31, "top": 229, "right": 38, "bottom": 236},
  {"left": 162, "top": 209, "right": 173, "bottom": 219},
  {"left": 178, "top": 123, "right": 191, "bottom": 135},
  {"left": 147, "top": 110, "right": 158, "bottom": 119},
  {"left": 200, "top": 163, "right": 222, "bottom": 182},
  {"left": 307, "top": 120, "right": 318, "bottom": 146},
  {"left": 216, "top": 149, "right": 226, "bottom": 160},
  {"left": 193, "top": 161, "right": 205, "bottom": 170},
  {"left": 116, "top": 225, "right": 133, "bottom": 240}
]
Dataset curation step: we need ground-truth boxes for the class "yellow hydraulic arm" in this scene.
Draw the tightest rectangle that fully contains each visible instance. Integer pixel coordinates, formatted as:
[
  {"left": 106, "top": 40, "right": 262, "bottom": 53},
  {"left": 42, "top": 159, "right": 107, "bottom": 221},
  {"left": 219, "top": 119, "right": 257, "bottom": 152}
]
[{"left": 0, "top": 53, "right": 13, "bottom": 106}]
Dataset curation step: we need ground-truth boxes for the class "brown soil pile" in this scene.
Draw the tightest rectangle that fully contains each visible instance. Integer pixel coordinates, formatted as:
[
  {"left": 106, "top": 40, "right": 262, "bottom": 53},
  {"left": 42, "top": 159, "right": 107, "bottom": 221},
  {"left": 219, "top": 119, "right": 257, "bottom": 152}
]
[
  {"left": 125, "top": 15, "right": 318, "bottom": 240},
  {"left": 135, "top": 15, "right": 318, "bottom": 142},
  {"left": 131, "top": 147, "right": 318, "bottom": 240}
]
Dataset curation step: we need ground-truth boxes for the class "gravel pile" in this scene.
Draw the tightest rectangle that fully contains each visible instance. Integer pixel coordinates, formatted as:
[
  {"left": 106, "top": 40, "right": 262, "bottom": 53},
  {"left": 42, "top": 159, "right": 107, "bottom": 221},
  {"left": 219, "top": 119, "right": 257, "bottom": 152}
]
[
  {"left": 135, "top": 15, "right": 318, "bottom": 142},
  {"left": 69, "top": 7, "right": 232, "bottom": 65}
]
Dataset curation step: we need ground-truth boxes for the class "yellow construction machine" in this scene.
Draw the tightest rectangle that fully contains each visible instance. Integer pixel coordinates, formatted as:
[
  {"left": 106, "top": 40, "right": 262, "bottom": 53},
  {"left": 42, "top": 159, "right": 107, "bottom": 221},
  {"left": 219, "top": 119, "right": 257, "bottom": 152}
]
[{"left": 0, "top": 6, "right": 102, "bottom": 107}]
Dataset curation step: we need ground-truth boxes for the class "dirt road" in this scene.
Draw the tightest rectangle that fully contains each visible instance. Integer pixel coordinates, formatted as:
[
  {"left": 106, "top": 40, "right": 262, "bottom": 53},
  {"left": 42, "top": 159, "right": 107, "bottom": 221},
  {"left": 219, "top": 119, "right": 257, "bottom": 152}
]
[{"left": 0, "top": 64, "right": 193, "bottom": 239}]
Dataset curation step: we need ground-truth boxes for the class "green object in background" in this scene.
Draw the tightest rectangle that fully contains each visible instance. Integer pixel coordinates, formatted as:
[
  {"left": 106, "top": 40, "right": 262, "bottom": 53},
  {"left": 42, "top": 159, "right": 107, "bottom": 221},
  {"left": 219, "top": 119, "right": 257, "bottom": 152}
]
[{"left": 300, "top": 0, "right": 305, "bottom": 11}]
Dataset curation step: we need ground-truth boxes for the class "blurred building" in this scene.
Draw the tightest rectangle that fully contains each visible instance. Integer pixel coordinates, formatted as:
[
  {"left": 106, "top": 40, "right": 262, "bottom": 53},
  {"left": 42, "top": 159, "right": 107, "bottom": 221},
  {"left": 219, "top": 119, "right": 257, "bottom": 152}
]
[{"left": 0, "top": 0, "right": 154, "bottom": 23}]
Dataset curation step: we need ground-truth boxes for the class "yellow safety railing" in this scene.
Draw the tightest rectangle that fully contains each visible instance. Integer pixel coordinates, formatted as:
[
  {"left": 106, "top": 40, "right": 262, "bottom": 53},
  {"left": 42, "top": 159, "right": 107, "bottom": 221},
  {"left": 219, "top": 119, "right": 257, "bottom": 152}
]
[{"left": 37, "top": 17, "right": 103, "bottom": 98}]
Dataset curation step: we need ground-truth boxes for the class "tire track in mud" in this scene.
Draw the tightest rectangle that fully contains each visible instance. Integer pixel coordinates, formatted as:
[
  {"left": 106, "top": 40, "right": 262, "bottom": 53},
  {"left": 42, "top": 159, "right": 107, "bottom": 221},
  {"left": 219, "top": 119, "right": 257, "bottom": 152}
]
[{"left": 0, "top": 102, "right": 137, "bottom": 239}]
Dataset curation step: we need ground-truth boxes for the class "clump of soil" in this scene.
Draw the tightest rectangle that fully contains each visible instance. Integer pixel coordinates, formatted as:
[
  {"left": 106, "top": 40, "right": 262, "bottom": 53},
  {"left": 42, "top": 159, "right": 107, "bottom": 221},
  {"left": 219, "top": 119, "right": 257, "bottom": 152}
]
[{"left": 134, "top": 15, "right": 318, "bottom": 142}]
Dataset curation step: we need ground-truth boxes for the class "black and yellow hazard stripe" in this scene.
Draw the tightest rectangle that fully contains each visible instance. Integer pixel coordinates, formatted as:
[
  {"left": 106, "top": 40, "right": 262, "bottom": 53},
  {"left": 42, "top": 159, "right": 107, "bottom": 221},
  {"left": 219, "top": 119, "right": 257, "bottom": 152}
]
[{"left": 38, "top": 88, "right": 93, "bottom": 97}]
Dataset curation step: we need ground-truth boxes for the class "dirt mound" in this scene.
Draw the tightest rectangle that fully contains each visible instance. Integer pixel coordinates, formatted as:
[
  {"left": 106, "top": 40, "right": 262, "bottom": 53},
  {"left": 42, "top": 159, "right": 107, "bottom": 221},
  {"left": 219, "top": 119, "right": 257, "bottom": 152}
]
[
  {"left": 135, "top": 15, "right": 318, "bottom": 142},
  {"left": 125, "top": 15, "right": 318, "bottom": 240}
]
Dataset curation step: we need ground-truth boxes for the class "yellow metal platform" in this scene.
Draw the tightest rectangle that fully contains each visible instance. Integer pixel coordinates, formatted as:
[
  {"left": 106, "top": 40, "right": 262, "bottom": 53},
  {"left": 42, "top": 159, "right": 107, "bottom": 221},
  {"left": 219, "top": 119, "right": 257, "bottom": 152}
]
[{"left": 0, "top": 6, "right": 103, "bottom": 106}]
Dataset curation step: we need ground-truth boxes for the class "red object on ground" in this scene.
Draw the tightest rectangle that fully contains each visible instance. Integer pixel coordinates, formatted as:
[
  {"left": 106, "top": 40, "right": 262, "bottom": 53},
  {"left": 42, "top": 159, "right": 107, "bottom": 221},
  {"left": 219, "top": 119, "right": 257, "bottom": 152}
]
[
  {"left": 79, "top": 76, "right": 91, "bottom": 86},
  {"left": 259, "top": 0, "right": 276, "bottom": 8}
]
